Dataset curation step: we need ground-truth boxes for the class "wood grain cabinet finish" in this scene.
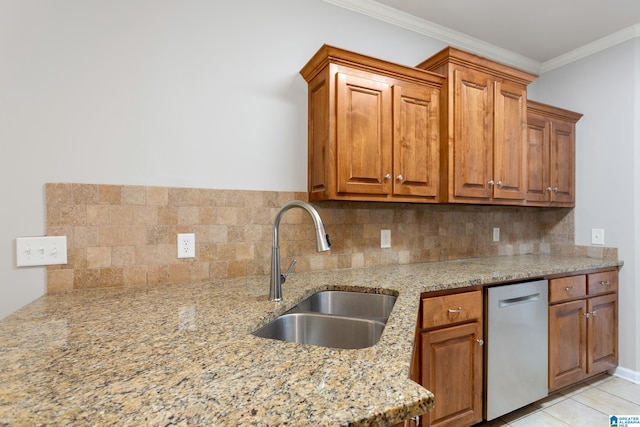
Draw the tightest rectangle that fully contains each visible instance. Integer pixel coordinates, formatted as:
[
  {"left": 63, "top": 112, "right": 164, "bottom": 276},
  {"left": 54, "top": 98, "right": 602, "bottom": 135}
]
[
  {"left": 417, "top": 47, "right": 537, "bottom": 205},
  {"left": 525, "top": 101, "right": 583, "bottom": 206},
  {"left": 548, "top": 270, "right": 618, "bottom": 391},
  {"left": 300, "top": 45, "right": 444, "bottom": 203},
  {"left": 418, "top": 290, "right": 483, "bottom": 427}
]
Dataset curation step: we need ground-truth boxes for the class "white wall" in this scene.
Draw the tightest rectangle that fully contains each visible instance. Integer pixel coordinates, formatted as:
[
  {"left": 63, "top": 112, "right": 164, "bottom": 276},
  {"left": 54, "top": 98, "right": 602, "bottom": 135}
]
[
  {"left": 534, "top": 40, "right": 639, "bottom": 375},
  {"left": 0, "top": 0, "right": 445, "bottom": 319}
]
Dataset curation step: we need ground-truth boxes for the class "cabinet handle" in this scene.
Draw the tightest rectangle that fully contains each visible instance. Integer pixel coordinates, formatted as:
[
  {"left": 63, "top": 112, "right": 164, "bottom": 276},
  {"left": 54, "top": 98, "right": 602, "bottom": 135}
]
[
  {"left": 396, "top": 175, "right": 403, "bottom": 182},
  {"left": 553, "top": 187, "right": 559, "bottom": 192},
  {"left": 448, "top": 307, "right": 463, "bottom": 313},
  {"left": 384, "top": 174, "right": 391, "bottom": 180},
  {"left": 600, "top": 280, "right": 611, "bottom": 286},
  {"left": 591, "top": 310, "right": 597, "bottom": 317},
  {"left": 488, "top": 180, "right": 495, "bottom": 186},
  {"left": 565, "top": 286, "right": 575, "bottom": 291},
  {"left": 546, "top": 187, "right": 552, "bottom": 192},
  {"left": 583, "top": 312, "right": 591, "bottom": 318},
  {"left": 477, "top": 339, "right": 484, "bottom": 346},
  {"left": 497, "top": 181, "right": 503, "bottom": 188}
]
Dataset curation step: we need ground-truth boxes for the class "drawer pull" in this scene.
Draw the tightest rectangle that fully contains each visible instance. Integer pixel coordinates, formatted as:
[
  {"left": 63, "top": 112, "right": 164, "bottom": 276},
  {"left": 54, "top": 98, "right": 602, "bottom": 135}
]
[
  {"left": 565, "top": 286, "right": 575, "bottom": 291},
  {"left": 600, "top": 281, "right": 611, "bottom": 286},
  {"left": 448, "top": 307, "right": 463, "bottom": 313}
]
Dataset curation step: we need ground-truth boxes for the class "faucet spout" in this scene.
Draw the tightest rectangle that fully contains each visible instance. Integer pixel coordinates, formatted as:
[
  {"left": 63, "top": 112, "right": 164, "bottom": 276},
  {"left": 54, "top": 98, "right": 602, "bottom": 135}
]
[{"left": 270, "top": 200, "right": 330, "bottom": 302}]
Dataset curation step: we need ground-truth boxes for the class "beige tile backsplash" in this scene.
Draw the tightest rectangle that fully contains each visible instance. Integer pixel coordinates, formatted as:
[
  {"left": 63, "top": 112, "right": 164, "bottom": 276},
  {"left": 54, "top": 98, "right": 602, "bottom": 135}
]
[{"left": 45, "top": 183, "right": 615, "bottom": 292}]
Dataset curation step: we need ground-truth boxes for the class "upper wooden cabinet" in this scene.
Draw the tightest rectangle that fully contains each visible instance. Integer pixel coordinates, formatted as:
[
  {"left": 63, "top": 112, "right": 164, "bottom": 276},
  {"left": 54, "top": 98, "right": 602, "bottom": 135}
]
[
  {"left": 417, "top": 47, "right": 538, "bottom": 204},
  {"left": 525, "top": 101, "right": 583, "bottom": 206},
  {"left": 300, "top": 45, "right": 444, "bottom": 203}
]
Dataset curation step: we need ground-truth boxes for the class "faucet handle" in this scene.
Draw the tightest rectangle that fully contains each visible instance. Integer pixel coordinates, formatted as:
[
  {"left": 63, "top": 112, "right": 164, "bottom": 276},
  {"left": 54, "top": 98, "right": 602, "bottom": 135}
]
[{"left": 281, "top": 259, "right": 297, "bottom": 283}]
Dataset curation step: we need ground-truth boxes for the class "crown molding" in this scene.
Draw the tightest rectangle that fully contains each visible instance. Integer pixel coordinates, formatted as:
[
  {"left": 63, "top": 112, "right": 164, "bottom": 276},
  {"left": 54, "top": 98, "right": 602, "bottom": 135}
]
[
  {"left": 541, "top": 24, "right": 640, "bottom": 73},
  {"left": 323, "top": 0, "right": 640, "bottom": 75},
  {"left": 322, "top": 0, "right": 541, "bottom": 73}
]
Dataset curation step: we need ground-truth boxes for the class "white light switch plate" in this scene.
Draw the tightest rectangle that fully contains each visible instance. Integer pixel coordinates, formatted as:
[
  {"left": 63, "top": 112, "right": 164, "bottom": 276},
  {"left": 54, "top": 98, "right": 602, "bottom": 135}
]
[
  {"left": 381, "top": 229, "right": 391, "bottom": 248},
  {"left": 16, "top": 236, "right": 68, "bottom": 267},
  {"left": 591, "top": 229, "right": 605, "bottom": 245}
]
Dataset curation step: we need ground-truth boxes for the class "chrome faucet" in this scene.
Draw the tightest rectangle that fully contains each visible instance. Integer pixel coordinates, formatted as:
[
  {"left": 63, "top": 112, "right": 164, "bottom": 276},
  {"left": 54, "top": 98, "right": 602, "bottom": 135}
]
[{"left": 269, "top": 200, "right": 330, "bottom": 302}]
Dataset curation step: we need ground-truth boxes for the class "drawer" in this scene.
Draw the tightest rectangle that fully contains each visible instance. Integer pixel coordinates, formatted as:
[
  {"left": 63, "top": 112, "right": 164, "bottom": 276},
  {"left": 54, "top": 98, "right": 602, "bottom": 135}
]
[
  {"left": 549, "top": 275, "right": 586, "bottom": 303},
  {"left": 421, "top": 291, "right": 482, "bottom": 329},
  {"left": 588, "top": 270, "right": 618, "bottom": 295}
]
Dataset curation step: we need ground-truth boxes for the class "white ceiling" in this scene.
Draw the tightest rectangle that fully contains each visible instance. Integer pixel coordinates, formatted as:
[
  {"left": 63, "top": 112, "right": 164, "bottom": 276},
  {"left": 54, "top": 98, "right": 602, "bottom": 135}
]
[{"left": 325, "top": 0, "right": 640, "bottom": 73}]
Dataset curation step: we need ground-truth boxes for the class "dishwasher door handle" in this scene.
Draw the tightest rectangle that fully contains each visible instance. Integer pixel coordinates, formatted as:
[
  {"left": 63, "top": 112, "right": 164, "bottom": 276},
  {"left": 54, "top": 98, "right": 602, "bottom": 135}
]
[{"left": 499, "top": 293, "right": 541, "bottom": 308}]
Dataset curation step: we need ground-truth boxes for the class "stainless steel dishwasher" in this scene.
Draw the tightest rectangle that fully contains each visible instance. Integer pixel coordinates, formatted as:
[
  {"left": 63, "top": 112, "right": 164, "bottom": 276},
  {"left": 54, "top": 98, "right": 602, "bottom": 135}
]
[{"left": 485, "top": 279, "right": 549, "bottom": 420}]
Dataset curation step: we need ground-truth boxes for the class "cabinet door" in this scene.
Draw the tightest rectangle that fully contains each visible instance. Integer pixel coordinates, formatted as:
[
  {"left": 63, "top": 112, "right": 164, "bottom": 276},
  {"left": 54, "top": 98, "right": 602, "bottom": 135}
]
[
  {"left": 493, "top": 80, "right": 527, "bottom": 200},
  {"left": 587, "top": 293, "right": 618, "bottom": 375},
  {"left": 549, "top": 299, "right": 587, "bottom": 391},
  {"left": 549, "top": 119, "right": 575, "bottom": 204},
  {"left": 452, "top": 68, "right": 494, "bottom": 200},
  {"left": 392, "top": 83, "right": 440, "bottom": 198},
  {"left": 525, "top": 113, "right": 550, "bottom": 203},
  {"left": 336, "top": 72, "right": 392, "bottom": 195},
  {"left": 421, "top": 322, "right": 483, "bottom": 427}
]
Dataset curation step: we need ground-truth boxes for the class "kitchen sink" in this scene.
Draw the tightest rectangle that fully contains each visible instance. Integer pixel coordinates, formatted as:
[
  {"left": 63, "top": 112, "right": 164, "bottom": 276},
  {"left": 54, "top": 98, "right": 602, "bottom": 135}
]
[
  {"left": 252, "top": 290, "right": 397, "bottom": 349},
  {"left": 252, "top": 312, "right": 386, "bottom": 349},
  {"left": 290, "top": 290, "right": 397, "bottom": 322}
]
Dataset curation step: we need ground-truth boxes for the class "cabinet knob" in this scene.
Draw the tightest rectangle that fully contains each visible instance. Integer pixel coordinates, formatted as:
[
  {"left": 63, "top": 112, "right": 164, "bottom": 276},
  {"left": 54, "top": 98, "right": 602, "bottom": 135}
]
[
  {"left": 448, "top": 307, "right": 463, "bottom": 313},
  {"left": 497, "top": 181, "right": 503, "bottom": 188},
  {"left": 384, "top": 174, "right": 391, "bottom": 180},
  {"left": 396, "top": 175, "right": 403, "bottom": 182},
  {"left": 546, "top": 187, "right": 552, "bottom": 192},
  {"left": 553, "top": 187, "right": 559, "bottom": 192},
  {"left": 565, "top": 286, "right": 575, "bottom": 291},
  {"left": 488, "top": 180, "right": 495, "bottom": 186},
  {"left": 477, "top": 339, "right": 484, "bottom": 346},
  {"left": 600, "top": 281, "right": 611, "bottom": 286},
  {"left": 583, "top": 312, "right": 591, "bottom": 318},
  {"left": 591, "top": 310, "right": 597, "bottom": 317}
]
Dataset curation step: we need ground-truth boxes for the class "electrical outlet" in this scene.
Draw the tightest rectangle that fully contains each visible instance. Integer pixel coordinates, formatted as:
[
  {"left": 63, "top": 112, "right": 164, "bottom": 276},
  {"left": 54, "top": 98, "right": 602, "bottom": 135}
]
[
  {"left": 177, "top": 233, "right": 195, "bottom": 258},
  {"left": 493, "top": 227, "right": 500, "bottom": 242},
  {"left": 591, "top": 229, "right": 605, "bottom": 245},
  {"left": 381, "top": 229, "right": 391, "bottom": 248},
  {"left": 16, "top": 236, "right": 68, "bottom": 267}
]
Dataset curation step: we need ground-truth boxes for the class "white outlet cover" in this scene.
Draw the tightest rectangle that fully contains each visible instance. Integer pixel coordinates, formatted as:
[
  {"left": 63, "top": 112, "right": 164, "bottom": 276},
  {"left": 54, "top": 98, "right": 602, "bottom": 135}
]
[{"left": 177, "top": 233, "right": 195, "bottom": 258}]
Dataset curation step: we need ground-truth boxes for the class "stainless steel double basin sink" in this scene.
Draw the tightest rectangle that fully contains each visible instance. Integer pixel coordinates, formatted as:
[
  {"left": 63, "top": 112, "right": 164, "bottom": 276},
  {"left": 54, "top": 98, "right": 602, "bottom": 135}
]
[{"left": 252, "top": 290, "right": 397, "bottom": 349}]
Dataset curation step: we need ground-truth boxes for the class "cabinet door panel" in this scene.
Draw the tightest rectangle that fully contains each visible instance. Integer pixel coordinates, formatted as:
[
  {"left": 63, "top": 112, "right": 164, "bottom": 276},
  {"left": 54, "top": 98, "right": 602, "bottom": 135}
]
[
  {"left": 493, "top": 81, "right": 527, "bottom": 200},
  {"left": 421, "top": 322, "right": 483, "bottom": 427},
  {"left": 587, "top": 294, "right": 618, "bottom": 375},
  {"left": 525, "top": 114, "right": 549, "bottom": 202},
  {"left": 393, "top": 83, "right": 440, "bottom": 198},
  {"left": 336, "top": 72, "right": 392, "bottom": 195},
  {"left": 549, "top": 119, "right": 575, "bottom": 203},
  {"left": 452, "top": 69, "right": 493, "bottom": 199},
  {"left": 549, "top": 299, "right": 587, "bottom": 391}
]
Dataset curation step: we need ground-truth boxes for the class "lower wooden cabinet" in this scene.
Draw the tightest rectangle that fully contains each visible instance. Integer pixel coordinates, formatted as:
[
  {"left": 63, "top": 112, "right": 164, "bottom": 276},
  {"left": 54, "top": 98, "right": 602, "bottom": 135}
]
[
  {"left": 418, "top": 291, "right": 483, "bottom": 427},
  {"left": 548, "top": 270, "right": 618, "bottom": 391}
]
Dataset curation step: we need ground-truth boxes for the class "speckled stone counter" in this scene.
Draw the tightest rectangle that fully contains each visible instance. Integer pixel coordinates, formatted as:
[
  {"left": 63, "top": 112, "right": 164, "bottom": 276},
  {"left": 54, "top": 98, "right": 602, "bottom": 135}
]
[{"left": 0, "top": 255, "right": 622, "bottom": 426}]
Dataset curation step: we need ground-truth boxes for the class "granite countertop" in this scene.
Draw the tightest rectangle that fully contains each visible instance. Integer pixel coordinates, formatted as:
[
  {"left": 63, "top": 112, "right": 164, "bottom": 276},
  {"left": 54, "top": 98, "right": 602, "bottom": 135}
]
[{"left": 0, "top": 254, "right": 622, "bottom": 427}]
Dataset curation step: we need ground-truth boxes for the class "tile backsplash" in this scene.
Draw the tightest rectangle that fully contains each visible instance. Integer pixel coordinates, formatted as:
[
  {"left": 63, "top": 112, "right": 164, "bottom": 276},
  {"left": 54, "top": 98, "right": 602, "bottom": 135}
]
[{"left": 45, "top": 183, "right": 614, "bottom": 292}]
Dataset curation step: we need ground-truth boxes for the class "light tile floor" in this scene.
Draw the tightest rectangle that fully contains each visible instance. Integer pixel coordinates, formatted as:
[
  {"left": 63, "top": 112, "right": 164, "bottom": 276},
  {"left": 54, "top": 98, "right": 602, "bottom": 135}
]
[{"left": 479, "top": 374, "right": 640, "bottom": 426}]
